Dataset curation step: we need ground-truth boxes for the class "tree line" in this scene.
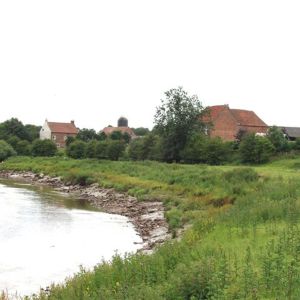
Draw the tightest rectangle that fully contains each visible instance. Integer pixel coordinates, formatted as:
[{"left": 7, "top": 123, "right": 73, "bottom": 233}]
[{"left": 1, "top": 87, "right": 300, "bottom": 163}]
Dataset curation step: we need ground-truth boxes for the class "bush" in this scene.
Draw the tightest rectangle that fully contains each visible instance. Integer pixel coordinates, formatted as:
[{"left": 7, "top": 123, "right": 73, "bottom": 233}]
[
  {"left": 267, "top": 126, "right": 288, "bottom": 152},
  {"left": 15, "top": 140, "right": 32, "bottom": 155},
  {"left": 239, "top": 134, "right": 274, "bottom": 164},
  {"left": 0, "top": 140, "right": 16, "bottom": 161},
  {"left": 31, "top": 139, "right": 57, "bottom": 157},
  {"left": 66, "top": 140, "right": 87, "bottom": 159},
  {"left": 85, "top": 140, "right": 97, "bottom": 158},
  {"left": 95, "top": 141, "right": 108, "bottom": 159},
  {"left": 107, "top": 140, "right": 125, "bottom": 161}
]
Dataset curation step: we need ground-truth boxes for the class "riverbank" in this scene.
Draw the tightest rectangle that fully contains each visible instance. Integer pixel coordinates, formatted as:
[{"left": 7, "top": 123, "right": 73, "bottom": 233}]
[
  {"left": 0, "top": 170, "right": 170, "bottom": 253},
  {"left": 2, "top": 157, "right": 300, "bottom": 299}
]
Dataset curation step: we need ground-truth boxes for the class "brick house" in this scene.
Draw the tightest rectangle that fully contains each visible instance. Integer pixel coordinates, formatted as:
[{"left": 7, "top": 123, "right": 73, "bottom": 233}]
[
  {"left": 40, "top": 120, "right": 79, "bottom": 148},
  {"left": 203, "top": 105, "right": 268, "bottom": 141}
]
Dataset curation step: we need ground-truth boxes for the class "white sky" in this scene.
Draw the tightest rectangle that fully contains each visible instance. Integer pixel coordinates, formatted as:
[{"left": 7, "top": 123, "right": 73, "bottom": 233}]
[{"left": 1, "top": 0, "right": 300, "bottom": 131}]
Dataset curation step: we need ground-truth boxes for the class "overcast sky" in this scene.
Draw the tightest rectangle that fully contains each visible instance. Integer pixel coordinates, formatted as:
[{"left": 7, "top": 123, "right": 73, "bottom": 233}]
[{"left": 1, "top": 0, "right": 300, "bottom": 131}]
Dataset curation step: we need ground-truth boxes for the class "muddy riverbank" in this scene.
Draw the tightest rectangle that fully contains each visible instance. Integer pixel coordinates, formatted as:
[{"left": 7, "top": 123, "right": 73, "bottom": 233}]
[{"left": 0, "top": 170, "right": 171, "bottom": 252}]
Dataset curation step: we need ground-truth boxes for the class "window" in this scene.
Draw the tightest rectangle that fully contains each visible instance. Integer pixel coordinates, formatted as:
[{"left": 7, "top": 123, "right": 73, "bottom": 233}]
[{"left": 52, "top": 135, "right": 56, "bottom": 140}]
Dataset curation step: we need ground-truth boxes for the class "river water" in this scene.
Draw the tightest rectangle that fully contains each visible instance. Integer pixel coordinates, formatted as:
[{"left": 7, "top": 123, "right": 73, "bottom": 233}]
[{"left": 0, "top": 179, "right": 142, "bottom": 298}]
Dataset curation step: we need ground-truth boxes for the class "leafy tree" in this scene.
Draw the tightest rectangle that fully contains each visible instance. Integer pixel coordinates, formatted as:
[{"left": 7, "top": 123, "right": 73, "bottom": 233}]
[
  {"left": 86, "top": 140, "right": 97, "bottom": 158},
  {"left": 66, "top": 140, "right": 87, "bottom": 159},
  {"left": 7, "top": 135, "right": 21, "bottom": 150},
  {"left": 133, "top": 127, "right": 150, "bottom": 136},
  {"left": 95, "top": 141, "right": 108, "bottom": 159},
  {"left": 128, "top": 139, "right": 144, "bottom": 160},
  {"left": 31, "top": 139, "right": 57, "bottom": 157},
  {"left": 15, "top": 140, "right": 32, "bottom": 156},
  {"left": 77, "top": 128, "right": 99, "bottom": 142},
  {"left": 98, "top": 132, "right": 107, "bottom": 141},
  {"left": 154, "top": 87, "right": 205, "bottom": 162},
  {"left": 66, "top": 136, "right": 76, "bottom": 147},
  {"left": 123, "top": 132, "right": 131, "bottom": 144},
  {"left": 239, "top": 134, "right": 274, "bottom": 164},
  {"left": 181, "top": 134, "right": 207, "bottom": 163},
  {"left": 267, "top": 126, "right": 288, "bottom": 152},
  {"left": 0, "top": 140, "right": 16, "bottom": 161},
  {"left": 0, "top": 118, "right": 30, "bottom": 141},
  {"left": 110, "top": 131, "right": 123, "bottom": 141},
  {"left": 107, "top": 140, "right": 125, "bottom": 161},
  {"left": 24, "top": 124, "right": 41, "bottom": 142}
]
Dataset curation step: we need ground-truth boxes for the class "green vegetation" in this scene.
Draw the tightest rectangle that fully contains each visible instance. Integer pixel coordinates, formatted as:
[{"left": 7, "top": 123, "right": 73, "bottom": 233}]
[
  {"left": 0, "top": 140, "right": 16, "bottom": 161},
  {"left": 2, "top": 156, "right": 300, "bottom": 299}
]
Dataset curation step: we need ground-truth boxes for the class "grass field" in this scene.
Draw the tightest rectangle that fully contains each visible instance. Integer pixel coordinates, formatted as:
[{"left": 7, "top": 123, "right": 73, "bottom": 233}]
[{"left": 2, "top": 156, "right": 300, "bottom": 299}]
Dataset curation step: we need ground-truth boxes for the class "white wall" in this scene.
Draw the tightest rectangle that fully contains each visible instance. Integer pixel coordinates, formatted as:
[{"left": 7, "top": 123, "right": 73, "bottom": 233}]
[{"left": 40, "top": 120, "right": 51, "bottom": 140}]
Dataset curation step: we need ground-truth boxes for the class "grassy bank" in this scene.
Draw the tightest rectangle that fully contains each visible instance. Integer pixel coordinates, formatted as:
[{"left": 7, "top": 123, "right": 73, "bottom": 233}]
[{"left": 2, "top": 156, "right": 300, "bottom": 299}]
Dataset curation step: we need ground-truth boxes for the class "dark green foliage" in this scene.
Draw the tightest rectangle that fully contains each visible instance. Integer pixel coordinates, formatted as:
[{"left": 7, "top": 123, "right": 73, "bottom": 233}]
[
  {"left": 95, "top": 141, "right": 108, "bottom": 159},
  {"left": 110, "top": 130, "right": 123, "bottom": 141},
  {"left": 77, "top": 128, "right": 99, "bottom": 142},
  {"left": 31, "top": 139, "right": 57, "bottom": 157},
  {"left": 239, "top": 134, "right": 274, "bottom": 163},
  {"left": 182, "top": 134, "right": 232, "bottom": 165},
  {"left": 0, "top": 140, "right": 16, "bottom": 161},
  {"left": 7, "top": 135, "right": 21, "bottom": 150},
  {"left": 122, "top": 132, "right": 131, "bottom": 144},
  {"left": 0, "top": 118, "right": 30, "bottom": 141},
  {"left": 128, "top": 138, "right": 144, "bottom": 160},
  {"left": 267, "top": 126, "right": 288, "bottom": 152},
  {"left": 66, "top": 136, "right": 76, "bottom": 147},
  {"left": 107, "top": 141, "right": 125, "bottom": 161},
  {"left": 66, "top": 141, "right": 87, "bottom": 159},
  {"left": 85, "top": 140, "right": 97, "bottom": 158},
  {"left": 295, "top": 138, "right": 300, "bottom": 150},
  {"left": 154, "top": 87, "right": 206, "bottom": 162},
  {"left": 15, "top": 140, "right": 32, "bottom": 156},
  {"left": 98, "top": 131, "right": 107, "bottom": 141},
  {"left": 24, "top": 124, "right": 41, "bottom": 142},
  {"left": 133, "top": 127, "right": 150, "bottom": 136}
]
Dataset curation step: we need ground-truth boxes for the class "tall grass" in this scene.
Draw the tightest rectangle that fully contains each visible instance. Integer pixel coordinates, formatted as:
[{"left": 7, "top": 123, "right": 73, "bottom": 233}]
[{"left": 2, "top": 156, "right": 300, "bottom": 299}]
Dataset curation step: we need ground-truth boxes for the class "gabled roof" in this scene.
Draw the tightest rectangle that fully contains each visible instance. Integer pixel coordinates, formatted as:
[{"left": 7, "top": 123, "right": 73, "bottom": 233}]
[
  {"left": 230, "top": 109, "right": 268, "bottom": 127},
  {"left": 205, "top": 105, "right": 268, "bottom": 127},
  {"left": 47, "top": 122, "right": 78, "bottom": 134},
  {"left": 281, "top": 127, "right": 300, "bottom": 138},
  {"left": 102, "top": 126, "right": 136, "bottom": 137}
]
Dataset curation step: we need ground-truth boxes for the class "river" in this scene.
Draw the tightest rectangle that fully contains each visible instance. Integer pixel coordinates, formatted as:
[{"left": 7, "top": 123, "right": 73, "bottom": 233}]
[{"left": 0, "top": 179, "right": 142, "bottom": 298}]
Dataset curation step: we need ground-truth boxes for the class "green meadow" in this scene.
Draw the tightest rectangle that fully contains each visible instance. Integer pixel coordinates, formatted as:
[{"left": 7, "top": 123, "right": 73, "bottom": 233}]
[{"left": 2, "top": 156, "right": 300, "bottom": 299}]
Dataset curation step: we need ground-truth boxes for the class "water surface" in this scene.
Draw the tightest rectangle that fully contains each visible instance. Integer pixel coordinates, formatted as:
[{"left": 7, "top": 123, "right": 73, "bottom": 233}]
[{"left": 0, "top": 179, "right": 142, "bottom": 297}]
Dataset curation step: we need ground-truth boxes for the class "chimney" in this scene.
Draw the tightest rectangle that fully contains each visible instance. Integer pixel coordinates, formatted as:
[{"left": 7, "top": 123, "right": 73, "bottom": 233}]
[{"left": 71, "top": 120, "right": 75, "bottom": 125}]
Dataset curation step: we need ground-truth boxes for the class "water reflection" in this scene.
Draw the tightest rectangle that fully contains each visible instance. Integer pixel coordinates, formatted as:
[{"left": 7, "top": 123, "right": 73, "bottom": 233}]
[{"left": 0, "top": 179, "right": 142, "bottom": 298}]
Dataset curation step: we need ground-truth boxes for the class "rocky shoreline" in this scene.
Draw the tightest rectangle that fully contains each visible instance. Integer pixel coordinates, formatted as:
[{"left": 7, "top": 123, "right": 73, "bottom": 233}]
[{"left": 0, "top": 170, "right": 171, "bottom": 253}]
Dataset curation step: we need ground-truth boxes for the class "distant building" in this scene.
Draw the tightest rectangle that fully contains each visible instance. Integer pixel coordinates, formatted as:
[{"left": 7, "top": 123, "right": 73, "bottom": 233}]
[
  {"left": 203, "top": 105, "right": 268, "bottom": 141},
  {"left": 281, "top": 127, "right": 300, "bottom": 141},
  {"left": 102, "top": 117, "right": 136, "bottom": 138},
  {"left": 40, "top": 120, "right": 79, "bottom": 148}
]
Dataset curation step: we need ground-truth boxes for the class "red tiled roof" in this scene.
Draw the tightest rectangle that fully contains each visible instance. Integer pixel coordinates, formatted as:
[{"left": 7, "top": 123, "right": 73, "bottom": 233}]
[
  {"left": 102, "top": 127, "right": 136, "bottom": 137},
  {"left": 230, "top": 109, "right": 268, "bottom": 127},
  {"left": 202, "top": 105, "right": 229, "bottom": 122},
  {"left": 48, "top": 122, "right": 79, "bottom": 134}
]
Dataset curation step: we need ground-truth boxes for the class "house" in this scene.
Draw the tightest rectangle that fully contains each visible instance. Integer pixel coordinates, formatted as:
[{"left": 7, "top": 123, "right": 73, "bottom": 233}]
[
  {"left": 102, "top": 117, "right": 137, "bottom": 139},
  {"left": 40, "top": 119, "right": 79, "bottom": 148},
  {"left": 281, "top": 127, "right": 300, "bottom": 141},
  {"left": 203, "top": 105, "right": 268, "bottom": 141}
]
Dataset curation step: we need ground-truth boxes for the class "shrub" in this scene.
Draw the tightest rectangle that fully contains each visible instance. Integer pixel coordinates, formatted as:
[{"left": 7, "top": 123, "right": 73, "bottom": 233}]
[
  {"left": 15, "top": 140, "right": 31, "bottom": 155},
  {"left": 239, "top": 134, "right": 274, "bottom": 164},
  {"left": 66, "top": 140, "right": 87, "bottom": 159},
  {"left": 85, "top": 140, "right": 97, "bottom": 158},
  {"left": 107, "top": 140, "right": 125, "bottom": 161},
  {"left": 31, "top": 139, "right": 57, "bottom": 157},
  {"left": 267, "top": 126, "right": 288, "bottom": 152},
  {"left": 128, "top": 139, "right": 144, "bottom": 160},
  {"left": 95, "top": 141, "right": 108, "bottom": 159},
  {"left": 0, "top": 140, "right": 16, "bottom": 161}
]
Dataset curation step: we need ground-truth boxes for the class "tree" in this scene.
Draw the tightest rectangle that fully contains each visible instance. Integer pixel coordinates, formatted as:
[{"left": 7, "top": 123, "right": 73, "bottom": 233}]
[
  {"left": 24, "top": 124, "right": 41, "bottom": 142},
  {"left": 0, "top": 140, "right": 16, "bottom": 161},
  {"left": 31, "top": 139, "right": 57, "bottom": 157},
  {"left": 239, "top": 134, "right": 274, "bottom": 164},
  {"left": 154, "top": 87, "right": 205, "bottom": 162},
  {"left": 110, "top": 130, "right": 123, "bottom": 140},
  {"left": 15, "top": 140, "right": 32, "bottom": 156},
  {"left": 86, "top": 140, "right": 97, "bottom": 158},
  {"left": 77, "top": 128, "right": 99, "bottom": 142},
  {"left": 95, "top": 141, "right": 108, "bottom": 159},
  {"left": 66, "top": 140, "right": 87, "bottom": 159},
  {"left": 107, "top": 140, "right": 125, "bottom": 161},
  {"left": 133, "top": 127, "right": 150, "bottom": 136},
  {"left": 266, "top": 126, "right": 288, "bottom": 153},
  {"left": 0, "top": 118, "right": 30, "bottom": 141}
]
